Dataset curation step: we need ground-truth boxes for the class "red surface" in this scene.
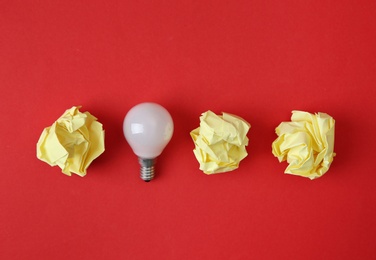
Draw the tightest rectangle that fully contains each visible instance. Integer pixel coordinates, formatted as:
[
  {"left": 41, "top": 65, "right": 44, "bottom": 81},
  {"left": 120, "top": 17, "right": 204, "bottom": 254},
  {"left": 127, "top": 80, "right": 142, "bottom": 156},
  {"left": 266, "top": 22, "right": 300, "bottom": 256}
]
[{"left": 1, "top": 1, "right": 376, "bottom": 259}]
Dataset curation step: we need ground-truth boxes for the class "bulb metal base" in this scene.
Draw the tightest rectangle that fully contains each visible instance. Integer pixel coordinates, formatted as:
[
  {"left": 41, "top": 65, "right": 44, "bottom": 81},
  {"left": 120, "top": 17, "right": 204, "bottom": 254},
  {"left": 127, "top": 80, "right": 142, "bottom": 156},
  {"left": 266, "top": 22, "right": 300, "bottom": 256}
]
[{"left": 138, "top": 158, "right": 156, "bottom": 182}]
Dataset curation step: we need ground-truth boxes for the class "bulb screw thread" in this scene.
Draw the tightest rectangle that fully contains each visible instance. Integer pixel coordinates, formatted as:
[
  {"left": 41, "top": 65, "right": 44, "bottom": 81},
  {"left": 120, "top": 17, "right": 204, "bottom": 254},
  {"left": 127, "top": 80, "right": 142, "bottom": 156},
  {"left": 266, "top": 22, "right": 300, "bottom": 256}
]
[{"left": 138, "top": 158, "right": 156, "bottom": 182}]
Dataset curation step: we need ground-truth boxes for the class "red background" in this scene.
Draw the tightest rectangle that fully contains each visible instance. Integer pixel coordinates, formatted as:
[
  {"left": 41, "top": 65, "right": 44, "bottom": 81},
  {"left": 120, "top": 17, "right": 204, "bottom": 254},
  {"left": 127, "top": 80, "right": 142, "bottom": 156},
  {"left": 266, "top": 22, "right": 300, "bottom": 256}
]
[{"left": 1, "top": 1, "right": 376, "bottom": 259}]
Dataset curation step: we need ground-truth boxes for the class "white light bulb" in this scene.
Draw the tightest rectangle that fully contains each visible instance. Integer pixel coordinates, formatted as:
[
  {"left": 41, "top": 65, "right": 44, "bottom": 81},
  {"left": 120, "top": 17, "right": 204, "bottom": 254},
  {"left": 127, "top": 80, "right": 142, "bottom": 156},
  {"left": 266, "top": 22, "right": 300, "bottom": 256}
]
[{"left": 123, "top": 102, "right": 174, "bottom": 182}]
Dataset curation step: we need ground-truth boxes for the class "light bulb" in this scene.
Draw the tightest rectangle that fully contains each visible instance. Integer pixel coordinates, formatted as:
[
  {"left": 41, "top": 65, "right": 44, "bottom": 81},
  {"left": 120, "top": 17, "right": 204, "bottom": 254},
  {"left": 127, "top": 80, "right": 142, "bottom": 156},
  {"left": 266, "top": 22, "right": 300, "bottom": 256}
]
[{"left": 123, "top": 102, "right": 174, "bottom": 182}]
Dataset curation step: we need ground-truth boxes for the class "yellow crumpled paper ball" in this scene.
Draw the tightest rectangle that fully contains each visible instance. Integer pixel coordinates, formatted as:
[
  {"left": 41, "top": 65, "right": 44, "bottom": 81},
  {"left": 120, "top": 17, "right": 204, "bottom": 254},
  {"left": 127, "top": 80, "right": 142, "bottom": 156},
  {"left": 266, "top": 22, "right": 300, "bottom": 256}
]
[
  {"left": 37, "top": 106, "right": 105, "bottom": 177},
  {"left": 272, "top": 110, "right": 335, "bottom": 180},
  {"left": 190, "top": 110, "right": 251, "bottom": 174}
]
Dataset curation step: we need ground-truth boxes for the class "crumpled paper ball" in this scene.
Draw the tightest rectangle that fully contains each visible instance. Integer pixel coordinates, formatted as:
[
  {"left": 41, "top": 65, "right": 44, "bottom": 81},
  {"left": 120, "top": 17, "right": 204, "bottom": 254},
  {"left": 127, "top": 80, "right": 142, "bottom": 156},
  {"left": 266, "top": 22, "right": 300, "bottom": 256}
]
[
  {"left": 272, "top": 110, "right": 335, "bottom": 180},
  {"left": 190, "top": 110, "right": 251, "bottom": 174},
  {"left": 37, "top": 106, "right": 105, "bottom": 177}
]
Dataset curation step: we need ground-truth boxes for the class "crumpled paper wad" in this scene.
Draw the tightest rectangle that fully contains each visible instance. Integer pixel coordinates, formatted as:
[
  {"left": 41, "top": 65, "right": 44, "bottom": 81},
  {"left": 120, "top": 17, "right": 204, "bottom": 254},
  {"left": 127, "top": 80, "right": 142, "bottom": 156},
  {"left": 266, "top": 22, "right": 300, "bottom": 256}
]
[
  {"left": 190, "top": 111, "right": 251, "bottom": 174},
  {"left": 37, "top": 106, "right": 105, "bottom": 177},
  {"left": 272, "top": 110, "right": 335, "bottom": 180}
]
